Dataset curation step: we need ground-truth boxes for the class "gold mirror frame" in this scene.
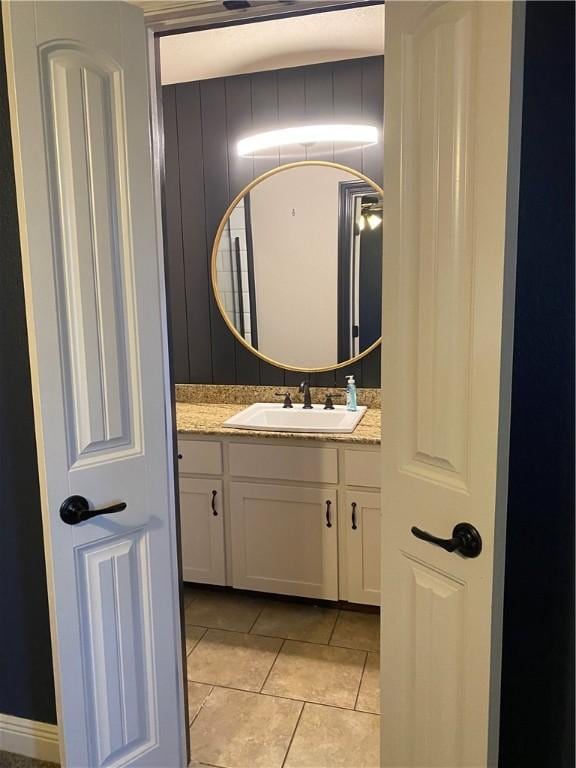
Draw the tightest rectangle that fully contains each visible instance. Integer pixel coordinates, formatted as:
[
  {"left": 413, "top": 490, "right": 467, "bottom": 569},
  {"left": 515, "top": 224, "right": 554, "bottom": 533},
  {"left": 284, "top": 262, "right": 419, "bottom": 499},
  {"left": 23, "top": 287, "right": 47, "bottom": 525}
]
[{"left": 211, "top": 160, "right": 384, "bottom": 373}]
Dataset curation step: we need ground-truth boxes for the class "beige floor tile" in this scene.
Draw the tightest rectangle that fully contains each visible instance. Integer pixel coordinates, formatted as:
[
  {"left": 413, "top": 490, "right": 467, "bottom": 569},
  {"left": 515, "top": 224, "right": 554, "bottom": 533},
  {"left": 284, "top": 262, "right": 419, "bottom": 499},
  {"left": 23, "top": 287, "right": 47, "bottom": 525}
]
[
  {"left": 251, "top": 601, "right": 338, "bottom": 644},
  {"left": 284, "top": 702, "right": 380, "bottom": 768},
  {"left": 184, "top": 589, "right": 265, "bottom": 632},
  {"left": 183, "top": 586, "right": 198, "bottom": 608},
  {"left": 185, "top": 625, "right": 207, "bottom": 656},
  {"left": 187, "top": 682, "right": 212, "bottom": 721},
  {"left": 190, "top": 687, "right": 302, "bottom": 768},
  {"left": 356, "top": 652, "right": 380, "bottom": 714},
  {"left": 187, "top": 629, "right": 282, "bottom": 691},
  {"left": 330, "top": 610, "right": 380, "bottom": 652},
  {"left": 262, "top": 640, "right": 366, "bottom": 709}
]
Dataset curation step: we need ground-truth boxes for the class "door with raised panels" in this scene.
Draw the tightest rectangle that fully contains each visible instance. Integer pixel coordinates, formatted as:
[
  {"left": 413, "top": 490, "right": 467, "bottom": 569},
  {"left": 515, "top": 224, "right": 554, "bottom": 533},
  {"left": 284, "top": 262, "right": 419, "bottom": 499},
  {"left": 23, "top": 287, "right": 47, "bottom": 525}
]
[
  {"left": 230, "top": 482, "right": 339, "bottom": 599},
  {"left": 2, "top": 2, "right": 185, "bottom": 766},
  {"left": 344, "top": 490, "right": 381, "bottom": 606},
  {"left": 380, "top": 2, "right": 522, "bottom": 766},
  {"left": 180, "top": 477, "right": 225, "bottom": 585}
]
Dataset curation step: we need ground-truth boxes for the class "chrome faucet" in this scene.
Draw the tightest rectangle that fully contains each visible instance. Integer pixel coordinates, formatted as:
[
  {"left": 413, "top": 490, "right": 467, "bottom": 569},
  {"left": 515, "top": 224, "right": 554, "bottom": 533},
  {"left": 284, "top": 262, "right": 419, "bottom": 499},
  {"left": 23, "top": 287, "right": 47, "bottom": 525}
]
[{"left": 299, "top": 380, "right": 313, "bottom": 409}]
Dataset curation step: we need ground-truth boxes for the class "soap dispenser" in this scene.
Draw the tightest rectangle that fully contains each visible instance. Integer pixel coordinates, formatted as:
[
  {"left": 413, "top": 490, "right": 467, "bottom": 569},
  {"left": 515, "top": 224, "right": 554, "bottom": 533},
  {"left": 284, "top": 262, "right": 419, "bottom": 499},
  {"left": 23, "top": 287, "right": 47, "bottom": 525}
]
[{"left": 345, "top": 375, "right": 358, "bottom": 412}]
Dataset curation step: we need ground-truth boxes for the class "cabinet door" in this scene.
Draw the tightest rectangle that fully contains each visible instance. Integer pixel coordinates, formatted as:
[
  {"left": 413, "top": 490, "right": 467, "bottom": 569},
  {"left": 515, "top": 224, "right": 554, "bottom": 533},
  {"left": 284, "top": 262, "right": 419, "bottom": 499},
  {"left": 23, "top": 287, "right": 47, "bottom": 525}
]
[
  {"left": 344, "top": 490, "right": 381, "bottom": 605},
  {"left": 230, "top": 482, "right": 338, "bottom": 600},
  {"left": 180, "top": 477, "right": 225, "bottom": 585}
]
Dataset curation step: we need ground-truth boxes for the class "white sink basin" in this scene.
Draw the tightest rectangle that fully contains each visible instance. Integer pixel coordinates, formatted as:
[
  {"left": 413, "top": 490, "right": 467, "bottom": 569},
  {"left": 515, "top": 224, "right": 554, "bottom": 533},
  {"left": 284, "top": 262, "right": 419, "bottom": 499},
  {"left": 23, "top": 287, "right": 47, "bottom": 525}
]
[{"left": 223, "top": 402, "right": 367, "bottom": 433}]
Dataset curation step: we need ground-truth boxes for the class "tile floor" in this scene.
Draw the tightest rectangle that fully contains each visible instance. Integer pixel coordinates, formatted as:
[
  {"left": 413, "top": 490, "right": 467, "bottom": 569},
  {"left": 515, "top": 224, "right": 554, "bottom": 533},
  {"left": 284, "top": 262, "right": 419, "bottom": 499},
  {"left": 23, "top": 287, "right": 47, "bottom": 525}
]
[{"left": 185, "top": 585, "right": 381, "bottom": 768}]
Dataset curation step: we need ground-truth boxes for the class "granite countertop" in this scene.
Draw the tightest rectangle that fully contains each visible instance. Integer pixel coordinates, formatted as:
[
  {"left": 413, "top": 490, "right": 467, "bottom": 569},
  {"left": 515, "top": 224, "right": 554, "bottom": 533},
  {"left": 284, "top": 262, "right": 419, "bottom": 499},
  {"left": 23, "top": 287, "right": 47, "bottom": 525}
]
[{"left": 176, "top": 401, "right": 381, "bottom": 445}]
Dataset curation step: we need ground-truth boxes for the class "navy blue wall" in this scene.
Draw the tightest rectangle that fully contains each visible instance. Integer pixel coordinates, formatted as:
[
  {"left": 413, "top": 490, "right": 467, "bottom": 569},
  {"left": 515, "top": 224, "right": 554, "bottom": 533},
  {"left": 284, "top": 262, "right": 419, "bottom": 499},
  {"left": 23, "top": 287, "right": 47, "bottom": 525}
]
[
  {"left": 162, "top": 57, "right": 384, "bottom": 389},
  {"left": 0, "top": 15, "right": 57, "bottom": 725},
  {"left": 499, "top": 3, "right": 575, "bottom": 767}
]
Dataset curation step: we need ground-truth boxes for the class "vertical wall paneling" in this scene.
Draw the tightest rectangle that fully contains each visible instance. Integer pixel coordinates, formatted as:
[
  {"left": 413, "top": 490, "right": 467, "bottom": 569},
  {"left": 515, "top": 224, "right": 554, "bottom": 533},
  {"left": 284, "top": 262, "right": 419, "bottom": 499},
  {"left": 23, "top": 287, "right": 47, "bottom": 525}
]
[
  {"left": 249, "top": 69, "right": 285, "bottom": 385},
  {"left": 176, "top": 82, "right": 213, "bottom": 382},
  {"left": 277, "top": 66, "right": 307, "bottom": 165},
  {"left": 361, "top": 57, "right": 384, "bottom": 184},
  {"left": 359, "top": 56, "right": 384, "bottom": 388},
  {"left": 225, "top": 75, "right": 261, "bottom": 384},
  {"left": 162, "top": 86, "right": 189, "bottom": 383},
  {"left": 163, "top": 57, "right": 384, "bottom": 386},
  {"left": 332, "top": 58, "right": 365, "bottom": 388},
  {"left": 295, "top": 62, "right": 338, "bottom": 389},
  {"left": 200, "top": 78, "right": 236, "bottom": 382}
]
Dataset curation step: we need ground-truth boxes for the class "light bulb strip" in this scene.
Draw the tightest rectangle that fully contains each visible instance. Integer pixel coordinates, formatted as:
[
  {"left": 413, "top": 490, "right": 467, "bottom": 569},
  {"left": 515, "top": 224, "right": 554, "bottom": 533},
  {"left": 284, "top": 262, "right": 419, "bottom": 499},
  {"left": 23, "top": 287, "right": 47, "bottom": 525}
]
[{"left": 237, "top": 124, "right": 378, "bottom": 157}]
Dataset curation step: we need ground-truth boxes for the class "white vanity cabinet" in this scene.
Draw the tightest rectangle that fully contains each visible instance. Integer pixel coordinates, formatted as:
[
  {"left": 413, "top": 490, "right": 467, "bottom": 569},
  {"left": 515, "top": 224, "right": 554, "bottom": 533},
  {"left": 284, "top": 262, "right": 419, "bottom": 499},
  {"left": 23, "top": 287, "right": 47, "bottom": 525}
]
[
  {"left": 340, "top": 449, "right": 382, "bottom": 606},
  {"left": 342, "top": 490, "right": 381, "bottom": 606},
  {"left": 179, "top": 477, "right": 225, "bottom": 584},
  {"left": 177, "top": 434, "right": 381, "bottom": 605},
  {"left": 178, "top": 440, "right": 225, "bottom": 585},
  {"left": 229, "top": 482, "right": 338, "bottom": 600}
]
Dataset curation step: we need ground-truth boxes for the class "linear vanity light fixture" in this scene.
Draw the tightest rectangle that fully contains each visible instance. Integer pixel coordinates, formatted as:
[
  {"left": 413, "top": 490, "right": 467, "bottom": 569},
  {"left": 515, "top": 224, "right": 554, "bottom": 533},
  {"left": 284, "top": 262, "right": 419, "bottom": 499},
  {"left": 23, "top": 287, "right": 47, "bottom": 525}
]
[{"left": 237, "top": 124, "right": 378, "bottom": 157}]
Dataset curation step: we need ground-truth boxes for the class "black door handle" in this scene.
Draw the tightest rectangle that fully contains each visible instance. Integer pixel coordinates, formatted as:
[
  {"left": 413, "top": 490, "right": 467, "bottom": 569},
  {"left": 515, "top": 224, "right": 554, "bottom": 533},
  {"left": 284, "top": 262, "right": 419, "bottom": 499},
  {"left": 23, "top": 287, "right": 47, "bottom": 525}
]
[
  {"left": 411, "top": 522, "right": 482, "bottom": 558},
  {"left": 60, "top": 495, "right": 127, "bottom": 526},
  {"left": 211, "top": 490, "right": 218, "bottom": 516},
  {"left": 325, "top": 500, "right": 332, "bottom": 528},
  {"left": 351, "top": 502, "right": 358, "bottom": 530}
]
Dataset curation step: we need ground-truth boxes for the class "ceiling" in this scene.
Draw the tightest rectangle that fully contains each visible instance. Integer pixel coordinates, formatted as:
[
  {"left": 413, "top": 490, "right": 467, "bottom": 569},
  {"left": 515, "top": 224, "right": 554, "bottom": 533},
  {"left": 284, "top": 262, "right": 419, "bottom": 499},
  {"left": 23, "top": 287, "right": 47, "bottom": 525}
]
[{"left": 158, "top": 5, "right": 385, "bottom": 85}]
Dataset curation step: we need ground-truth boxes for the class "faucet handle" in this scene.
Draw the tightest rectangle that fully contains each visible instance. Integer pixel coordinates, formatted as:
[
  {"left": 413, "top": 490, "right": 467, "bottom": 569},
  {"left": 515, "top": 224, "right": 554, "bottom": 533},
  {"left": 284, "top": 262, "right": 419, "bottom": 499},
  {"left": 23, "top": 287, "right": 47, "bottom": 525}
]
[
  {"left": 324, "top": 392, "right": 343, "bottom": 410},
  {"left": 275, "top": 392, "right": 293, "bottom": 409}
]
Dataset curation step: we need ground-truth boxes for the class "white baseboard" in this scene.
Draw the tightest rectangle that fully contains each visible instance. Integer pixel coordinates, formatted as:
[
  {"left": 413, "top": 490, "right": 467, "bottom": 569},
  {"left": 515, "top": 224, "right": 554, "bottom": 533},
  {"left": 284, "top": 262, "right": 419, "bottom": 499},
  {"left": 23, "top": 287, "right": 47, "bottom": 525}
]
[{"left": 0, "top": 714, "right": 60, "bottom": 764}]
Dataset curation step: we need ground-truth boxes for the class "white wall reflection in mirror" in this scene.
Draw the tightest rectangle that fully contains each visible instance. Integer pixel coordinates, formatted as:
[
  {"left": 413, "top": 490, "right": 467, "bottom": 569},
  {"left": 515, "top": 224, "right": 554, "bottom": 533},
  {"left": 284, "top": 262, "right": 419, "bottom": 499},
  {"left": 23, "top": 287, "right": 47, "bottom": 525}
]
[{"left": 213, "top": 162, "right": 382, "bottom": 372}]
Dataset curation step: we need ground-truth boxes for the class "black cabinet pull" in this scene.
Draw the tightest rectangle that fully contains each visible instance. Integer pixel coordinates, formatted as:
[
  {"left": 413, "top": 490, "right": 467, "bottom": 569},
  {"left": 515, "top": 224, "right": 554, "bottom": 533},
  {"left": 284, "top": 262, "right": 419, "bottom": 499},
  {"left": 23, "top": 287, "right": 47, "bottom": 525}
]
[
  {"left": 60, "top": 495, "right": 126, "bottom": 526},
  {"left": 325, "top": 500, "right": 332, "bottom": 528},
  {"left": 351, "top": 502, "right": 358, "bottom": 530},
  {"left": 410, "top": 522, "right": 482, "bottom": 558},
  {"left": 177, "top": 453, "right": 182, "bottom": 460},
  {"left": 211, "top": 490, "right": 218, "bottom": 516}
]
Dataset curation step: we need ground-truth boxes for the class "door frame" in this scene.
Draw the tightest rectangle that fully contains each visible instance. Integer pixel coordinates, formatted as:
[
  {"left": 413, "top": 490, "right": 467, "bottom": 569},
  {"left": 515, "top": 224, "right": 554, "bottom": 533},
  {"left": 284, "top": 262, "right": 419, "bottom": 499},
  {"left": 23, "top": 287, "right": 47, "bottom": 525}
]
[
  {"left": 5, "top": 0, "right": 526, "bottom": 764},
  {"left": 148, "top": 2, "right": 526, "bottom": 763},
  {"left": 145, "top": 6, "right": 525, "bottom": 766}
]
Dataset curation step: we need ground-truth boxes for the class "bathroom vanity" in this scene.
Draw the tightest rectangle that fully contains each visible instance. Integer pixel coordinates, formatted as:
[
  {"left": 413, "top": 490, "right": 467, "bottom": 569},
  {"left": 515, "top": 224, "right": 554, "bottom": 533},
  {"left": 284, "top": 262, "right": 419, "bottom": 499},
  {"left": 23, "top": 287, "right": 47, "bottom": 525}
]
[
  {"left": 176, "top": 401, "right": 381, "bottom": 606},
  {"left": 173, "top": 159, "right": 384, "bottom": 607}
]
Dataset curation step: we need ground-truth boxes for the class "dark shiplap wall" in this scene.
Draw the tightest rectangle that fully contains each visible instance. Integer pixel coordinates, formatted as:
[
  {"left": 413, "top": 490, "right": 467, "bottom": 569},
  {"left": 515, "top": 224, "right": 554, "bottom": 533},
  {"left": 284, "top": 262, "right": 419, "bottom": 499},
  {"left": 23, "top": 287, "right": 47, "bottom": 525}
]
[
  {"left": 0, "top": 15, "right": 57, "bottom": 725},
  {"left": 162, "top": 56, "right": 384, "bottom": 389},
  {"left": 498, "top": 3, "right": 574, "bottom": 766}
]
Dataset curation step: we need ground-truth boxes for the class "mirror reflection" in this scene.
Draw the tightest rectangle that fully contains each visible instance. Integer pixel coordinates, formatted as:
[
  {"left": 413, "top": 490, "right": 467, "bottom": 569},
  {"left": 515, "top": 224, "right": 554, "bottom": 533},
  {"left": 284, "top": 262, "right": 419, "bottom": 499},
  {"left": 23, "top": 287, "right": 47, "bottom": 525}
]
[{"left": 212, "top": 163, "right": 383, "bottom": 371}]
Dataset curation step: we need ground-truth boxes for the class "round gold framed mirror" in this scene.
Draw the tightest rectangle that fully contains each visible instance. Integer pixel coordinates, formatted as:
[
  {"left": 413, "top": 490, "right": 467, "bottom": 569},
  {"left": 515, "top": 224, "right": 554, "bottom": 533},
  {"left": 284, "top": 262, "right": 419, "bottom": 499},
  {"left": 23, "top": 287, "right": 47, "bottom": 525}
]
[{"left": 211, "top": 161, "right": 383, "bottom": 372}]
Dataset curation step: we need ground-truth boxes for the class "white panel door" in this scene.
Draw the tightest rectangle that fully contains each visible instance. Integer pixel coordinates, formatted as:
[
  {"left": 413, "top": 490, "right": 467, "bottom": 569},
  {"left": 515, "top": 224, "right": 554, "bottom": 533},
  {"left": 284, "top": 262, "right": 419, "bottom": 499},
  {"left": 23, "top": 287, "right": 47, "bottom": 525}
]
[
  {"left": 180, "top": 477, "right": 225, "bottom": 585},
  {"left": 380, "top": 2, "right": 522, "bottom": 766},
  {"left": 230, "top": 482, "right": 339, "bottom": 599},
  {"left": 344, "top": 490, "right": 381, "bottom": 606},
  {"left": 2, "top": 3, "right": 185, "bottom": 767}
]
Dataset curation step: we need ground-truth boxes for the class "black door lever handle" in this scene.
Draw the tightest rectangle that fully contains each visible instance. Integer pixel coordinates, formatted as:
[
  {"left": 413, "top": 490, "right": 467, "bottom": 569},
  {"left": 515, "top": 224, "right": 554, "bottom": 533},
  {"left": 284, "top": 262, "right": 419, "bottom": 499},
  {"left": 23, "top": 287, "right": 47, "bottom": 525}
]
[
  {"left": 60, "top": 495, "right": 126, "bottom": 525},
  {"left": 411, "top": 522, "right": 482, "bottom": 558}
]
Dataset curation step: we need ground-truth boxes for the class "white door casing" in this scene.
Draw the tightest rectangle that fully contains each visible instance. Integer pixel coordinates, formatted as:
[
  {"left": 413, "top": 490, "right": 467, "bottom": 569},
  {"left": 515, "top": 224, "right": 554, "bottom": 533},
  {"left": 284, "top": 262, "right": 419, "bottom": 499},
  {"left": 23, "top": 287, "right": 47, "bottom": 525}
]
[
  {"left": 380, "top": 2, "right": 523, "bottom": 767},
  {"left": 3, "top": 2, "right": 186, "bottom": 767}
]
